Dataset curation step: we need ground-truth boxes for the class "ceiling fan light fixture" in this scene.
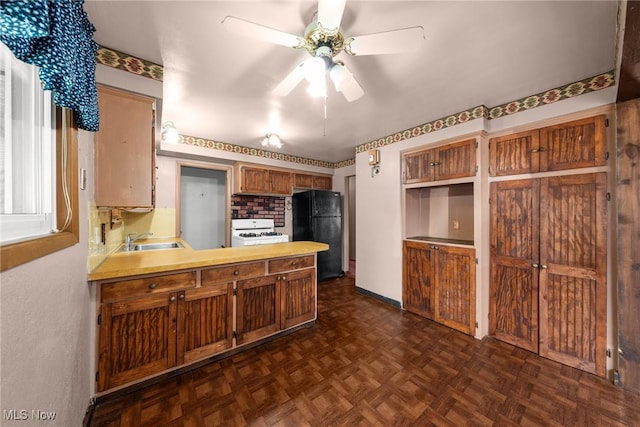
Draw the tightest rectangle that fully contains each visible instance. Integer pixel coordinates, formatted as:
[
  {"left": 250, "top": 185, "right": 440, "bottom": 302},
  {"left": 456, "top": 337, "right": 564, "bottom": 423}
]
[
  {"left": 303, "top": 56, "right": 326, "bottom": 83},
  {"left": 329, "top": 62, "right": 347, "bottom": 91},
  {"left": 307, "top": 78, "right": 327, "bottom": 98}
]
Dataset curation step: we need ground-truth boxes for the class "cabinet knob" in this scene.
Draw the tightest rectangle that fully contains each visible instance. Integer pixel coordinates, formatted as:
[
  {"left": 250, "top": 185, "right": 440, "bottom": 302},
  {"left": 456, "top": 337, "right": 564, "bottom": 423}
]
[
  {"left": 540, "top": 264, "right": 548, "bottom": 269},
  {"left": 281, "top": 276, "right": 286, "bottom": 281},
  {"left": 532, "top": 263, "right": 539, "bottom": 268},
  {"left": 292, "top": 261, "right": 298, "bottom": 266},
  {"left": 169, "top": 296, "right": 176, "bottom": 302},
  {"left": 233, "top": 270, "right": 240, "bottom": 276},
  {"left": 178, "top": 294, "right": 185, "bottom": 300},
  {"left": 149, "top": 283, "right": 157, "bottom": 289}
]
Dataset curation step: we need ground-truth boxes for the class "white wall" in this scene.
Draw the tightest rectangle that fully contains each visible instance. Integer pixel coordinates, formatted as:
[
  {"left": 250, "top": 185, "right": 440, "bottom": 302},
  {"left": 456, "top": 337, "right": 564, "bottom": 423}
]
[{"left": 0, "top": 130, "right": 93, "bottom": 426}]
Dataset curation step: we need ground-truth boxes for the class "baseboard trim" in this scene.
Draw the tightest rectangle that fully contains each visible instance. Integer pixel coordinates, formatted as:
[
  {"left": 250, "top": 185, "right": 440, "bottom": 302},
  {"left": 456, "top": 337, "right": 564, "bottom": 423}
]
[{"left": 355, "top": 286, "right": 401, "bottom": 308}]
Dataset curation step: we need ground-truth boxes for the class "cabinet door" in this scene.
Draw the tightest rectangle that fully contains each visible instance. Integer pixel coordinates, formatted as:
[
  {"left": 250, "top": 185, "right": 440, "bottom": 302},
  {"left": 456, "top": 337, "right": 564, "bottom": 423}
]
[
  {"left": 95, "top": 85, "right": 155, "bottom": 208},
  {"left": 489, "top": 130, "right": 540, "bottom": 176},
  {"left": 97, "top": 293, "right": 176, "bottom": 392},
  {"left": 236, "top": 275, "right": 280, "bottom": 345},
  {"left": 313, "top": 175, "right": 333, "bottom": 190},
  {"left": 294, "top": 173, "right": 314, "bottom": 189},
  {"left": 402, "top": 241, "right": 435, "bottom": 319},
  {"left": 435, "top": 139, "right": 477, "bottom": 180},
  {"left": 280, "top": 269, "right": 317, "bottom": 329},
  {"left": 402, "top": 149, "right": 434, "bottom": 183},
  {"left": 538, "top": 173, "right": 607, "bottom": 376},
  {"left": 268, "top": 170, "right": 292, "bottom": 195},
  {"left": 434, "top": 245, "right": 476, "bottom": 335},
  {"left": 489, "top": 179, "right": 540, "bottom": 352},
  {"left": 177, "top": 283, "right": 234, "bottom": 365},
  {"left": 240, "top": 167, "right": 269, "bottom": 194},
  {"left": 540, "top": 115, "right": 607, "bottom": 172}
]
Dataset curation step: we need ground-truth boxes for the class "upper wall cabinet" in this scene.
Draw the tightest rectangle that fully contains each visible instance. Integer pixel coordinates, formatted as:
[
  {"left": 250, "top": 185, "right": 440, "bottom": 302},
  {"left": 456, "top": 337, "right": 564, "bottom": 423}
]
[
  {"left": 489, "top": 115, "right": 607, "bottom": 176},
  {"left": 234, "top": 164, "right": 292, "bottom": 196},
  {"left": 293, "top": 173, "right": 332, "bottom": 190},
  {"left": 402, "top": 139, "right": 477, "bottom": 184},
  {"left": 94, "top": 85, "right": 156, "bottom": 208}
]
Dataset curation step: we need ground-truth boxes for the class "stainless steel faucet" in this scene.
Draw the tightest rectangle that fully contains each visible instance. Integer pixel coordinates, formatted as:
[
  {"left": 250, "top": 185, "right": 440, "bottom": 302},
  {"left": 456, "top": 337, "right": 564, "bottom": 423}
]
[{"left": 126, "top": 232, "right": 153, "bottom": 251}]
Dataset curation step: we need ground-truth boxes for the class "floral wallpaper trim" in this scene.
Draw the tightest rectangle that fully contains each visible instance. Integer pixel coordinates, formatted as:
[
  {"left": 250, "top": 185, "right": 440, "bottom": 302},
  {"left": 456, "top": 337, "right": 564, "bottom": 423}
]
[
  {"left": 180, "top": 135, "right": 336, "bottom": 169},
  {"left": 354, "top": 71, "right": 614, "bottom": 155},
  {"left": 355, "top": 106, "right": 487, "bottom": 154},
  {"left": 95, "top": 46, "right": 163, "bottom": 81},
  {"left": 487, "top": 72, "right": 615, "bottom": 119}
]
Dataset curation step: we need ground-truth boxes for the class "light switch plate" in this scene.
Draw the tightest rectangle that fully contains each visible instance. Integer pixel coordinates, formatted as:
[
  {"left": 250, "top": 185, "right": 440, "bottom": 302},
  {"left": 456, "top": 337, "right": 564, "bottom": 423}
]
[{"left": 80, "top": 168, "right": 87, "bottom": 190}]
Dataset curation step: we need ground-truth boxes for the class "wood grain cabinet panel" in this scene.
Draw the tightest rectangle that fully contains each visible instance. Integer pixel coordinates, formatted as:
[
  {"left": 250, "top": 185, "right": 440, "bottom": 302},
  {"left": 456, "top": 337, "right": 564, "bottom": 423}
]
[
  {"left": 489, "top": 130, "right": 540, "bottom": 176},
  {"left": 402, "top": 139, "right": 476, "bottom": 184},
  {"left": 403, "top": 240, "right": 436, "bottom": 319},
  {"left": 98, "top": 292, "right": 176, "bottom": 392},
  {"left": 403, "top": 240, "right": 476, "bottom": 335},
  {"left": 402, "top": 148, "right": 434, "bottom": 183},
  {"left": 236, "top": 275, "right": 280, "bottom": 345},
  {"left": 269, "top": 255, "right": 314, "bottom": 273},
  {"left": 435, "top": 245, "right": 476, "bottom": 335},
  {"left": 280, "top": 269, "right": 316, "bottom": 329},
  {"left": 312, "top": 175, "right": 333, "bottom": 190},
  {"left": 95, "top": 85, "right": 155, "bottom": 208},
  {"left": 177, "top": 283, "right": 234, "bottom": 365},
  {"left": 538, "top": 173, "right": 607, "bottom": 375},
  {"left": 235, "top": 165, "right": 292, "bottom": 195},
  {"left": 293, "top": 173, "right": 333, "bottom": 190},
  {"left": 489, "top": 173, "right": 607, "bottom": 376},
  {"left": 101, "top": 272, "right": 196, "bottom": 303},
  {"left": 489, "top": 115, "right": 607, "bottom": 176},
  {"left": 202, "top": 261, "right": 265, "bottom": 285},
  {"left": 489, "top": 179, "right": 540, "bottom": 352}
]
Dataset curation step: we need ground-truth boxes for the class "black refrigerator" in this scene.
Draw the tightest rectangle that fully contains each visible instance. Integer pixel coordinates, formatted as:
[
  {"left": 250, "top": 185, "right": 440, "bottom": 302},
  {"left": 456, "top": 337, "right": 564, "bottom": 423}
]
[{"left": 292, "top": 190, "right": 343, "bottom": 282}]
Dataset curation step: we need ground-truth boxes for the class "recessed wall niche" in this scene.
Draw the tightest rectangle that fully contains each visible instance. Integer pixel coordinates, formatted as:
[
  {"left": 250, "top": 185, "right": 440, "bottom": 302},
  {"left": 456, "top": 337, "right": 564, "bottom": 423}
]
[{"left": 404, "top": 182, "right": 474, "bottom": 245}]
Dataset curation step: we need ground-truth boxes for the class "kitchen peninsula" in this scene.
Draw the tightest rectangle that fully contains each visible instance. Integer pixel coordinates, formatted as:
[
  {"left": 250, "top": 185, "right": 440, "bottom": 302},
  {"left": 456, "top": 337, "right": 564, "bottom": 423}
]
[{"left": 89, "top": 240, "right": 328, "bottom": 393}]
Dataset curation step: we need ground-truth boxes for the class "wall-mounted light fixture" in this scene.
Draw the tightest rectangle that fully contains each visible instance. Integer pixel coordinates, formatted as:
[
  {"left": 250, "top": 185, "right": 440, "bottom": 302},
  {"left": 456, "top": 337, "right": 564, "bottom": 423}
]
[
  {"left": 262, "top": 133, "right": 282, "bottom": 149},
  {"left": 369, "top": 149, "right": 381, "bottom": 177},
  {"left": 161, "top": 121, "right": 180, "bottom": 144}
]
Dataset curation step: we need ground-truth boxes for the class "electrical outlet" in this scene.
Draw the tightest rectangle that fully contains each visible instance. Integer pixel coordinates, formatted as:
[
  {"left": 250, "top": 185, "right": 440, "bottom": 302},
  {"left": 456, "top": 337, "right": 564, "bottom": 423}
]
[{"left": 453, "top": 220, "right": 460, "bottom": 230}]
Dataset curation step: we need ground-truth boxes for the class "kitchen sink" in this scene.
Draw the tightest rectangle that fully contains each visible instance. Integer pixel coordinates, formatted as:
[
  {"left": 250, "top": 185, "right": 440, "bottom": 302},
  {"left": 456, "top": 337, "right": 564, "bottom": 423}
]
[{"left": 119, "top": 242, "right": 184, "bottom": 252}]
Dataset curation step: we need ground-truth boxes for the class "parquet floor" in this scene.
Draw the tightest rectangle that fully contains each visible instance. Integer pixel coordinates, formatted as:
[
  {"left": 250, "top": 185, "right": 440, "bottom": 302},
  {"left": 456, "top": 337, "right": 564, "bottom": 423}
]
[{"left": 89, "top": 276, "right": 640, "bottom": 426}]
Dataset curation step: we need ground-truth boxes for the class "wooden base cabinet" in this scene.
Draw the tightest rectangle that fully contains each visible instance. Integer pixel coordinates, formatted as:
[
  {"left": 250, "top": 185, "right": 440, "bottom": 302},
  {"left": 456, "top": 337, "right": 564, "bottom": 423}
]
[
  {"left": 403, "top": 241, "right": 476, "bottom": 335},
  {"left": 490, "top": 173, "right": 607, "bottom": 376},
  {"left": 96, "top": 256, "right": 317, "bottom": 393}
]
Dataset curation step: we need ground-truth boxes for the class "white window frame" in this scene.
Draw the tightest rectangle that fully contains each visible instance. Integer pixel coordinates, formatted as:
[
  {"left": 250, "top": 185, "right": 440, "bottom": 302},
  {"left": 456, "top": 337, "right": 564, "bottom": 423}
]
[{"left": 0, "top": 42, "right": 57, "bottom": 245}]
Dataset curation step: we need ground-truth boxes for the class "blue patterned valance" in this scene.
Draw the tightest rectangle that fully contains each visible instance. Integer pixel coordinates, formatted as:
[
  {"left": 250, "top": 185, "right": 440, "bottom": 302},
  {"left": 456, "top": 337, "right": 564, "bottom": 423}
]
[{"left": 0, "top": 0, "right": 100, "bottom": 131}]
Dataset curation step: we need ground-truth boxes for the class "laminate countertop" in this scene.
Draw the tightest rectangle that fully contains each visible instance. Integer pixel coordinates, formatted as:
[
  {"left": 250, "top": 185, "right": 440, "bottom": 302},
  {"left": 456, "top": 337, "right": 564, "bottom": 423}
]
[{"left": 88, "top": 240, "right": 329, "bottom": 281}]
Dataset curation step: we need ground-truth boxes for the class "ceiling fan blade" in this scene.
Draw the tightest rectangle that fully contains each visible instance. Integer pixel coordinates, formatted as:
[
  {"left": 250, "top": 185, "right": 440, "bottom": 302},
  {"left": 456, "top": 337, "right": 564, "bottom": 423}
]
[
  {"left": 346, "top": 26, "right": 425, "bottom": 56},
  {"left": 273, "top": 63, "right": 305, "bottom": 96},
  {"left": 222, "top": 16, "right": 304, "bottom": 49},
  {"left": 330, "top": 63, "right": 364, "bottom": 102},
  {"left": 317, "top": 0, "right": 347, "bottom": 33}
]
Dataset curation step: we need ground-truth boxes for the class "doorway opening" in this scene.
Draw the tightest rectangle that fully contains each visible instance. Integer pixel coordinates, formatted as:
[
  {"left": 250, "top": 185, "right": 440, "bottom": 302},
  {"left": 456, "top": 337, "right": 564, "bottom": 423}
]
[
  {"left": 346, "top": 175, "right": 356, "bottom": 278},
  {"left": 178, "top": 164, "right": 231, "bottom": 250}
]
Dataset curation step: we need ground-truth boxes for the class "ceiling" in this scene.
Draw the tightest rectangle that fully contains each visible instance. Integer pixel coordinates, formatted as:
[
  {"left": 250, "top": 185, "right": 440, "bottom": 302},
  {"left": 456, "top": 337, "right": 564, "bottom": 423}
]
[{"left": 84, "top": 1, "right": 619, "bottom": 164}]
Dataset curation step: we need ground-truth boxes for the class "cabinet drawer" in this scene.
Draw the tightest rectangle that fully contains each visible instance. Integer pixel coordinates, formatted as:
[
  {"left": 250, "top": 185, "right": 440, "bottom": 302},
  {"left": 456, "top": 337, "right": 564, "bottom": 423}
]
[
  {"left": 101, "top": 271, "right": 196, "bottom": 303},
  {"left": 202, "top": 261, "right": 265, "bottom": 285},
  {"left": 269, "top": 255, "right": 314, "bottom": 273}
]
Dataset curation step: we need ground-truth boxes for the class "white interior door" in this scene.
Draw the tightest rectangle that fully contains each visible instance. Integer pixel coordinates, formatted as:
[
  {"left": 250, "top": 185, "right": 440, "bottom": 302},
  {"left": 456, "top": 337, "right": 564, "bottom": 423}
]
[{"left": 180, "top": 166, "right": 227, "bottom": 250}]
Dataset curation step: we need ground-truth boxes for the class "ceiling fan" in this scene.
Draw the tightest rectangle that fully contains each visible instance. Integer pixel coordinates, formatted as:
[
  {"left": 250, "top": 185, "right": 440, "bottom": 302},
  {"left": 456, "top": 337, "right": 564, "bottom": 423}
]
[{"left": 222, "top": 0, "right": 424, "bottom": 102}]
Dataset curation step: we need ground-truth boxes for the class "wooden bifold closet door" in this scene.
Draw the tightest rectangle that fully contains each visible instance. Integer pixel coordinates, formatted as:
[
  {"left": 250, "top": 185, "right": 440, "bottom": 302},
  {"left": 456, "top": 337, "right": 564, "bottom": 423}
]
[{"left": 490, "top": 173, "right": 607, "bottom": 376}]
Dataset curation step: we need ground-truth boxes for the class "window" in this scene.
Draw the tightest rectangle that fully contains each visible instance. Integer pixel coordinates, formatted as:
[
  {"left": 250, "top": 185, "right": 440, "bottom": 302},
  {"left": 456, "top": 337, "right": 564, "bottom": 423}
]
[{"left": 0, "top": 43, "right": 79, "bottom": 271}]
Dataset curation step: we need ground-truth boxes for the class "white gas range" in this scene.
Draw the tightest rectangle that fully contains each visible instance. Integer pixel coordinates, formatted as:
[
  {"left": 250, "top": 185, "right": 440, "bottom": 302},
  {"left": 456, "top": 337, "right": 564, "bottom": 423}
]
[{"left": 231, "top": 219, "right": 289, "bottom": 247}]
